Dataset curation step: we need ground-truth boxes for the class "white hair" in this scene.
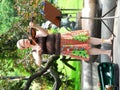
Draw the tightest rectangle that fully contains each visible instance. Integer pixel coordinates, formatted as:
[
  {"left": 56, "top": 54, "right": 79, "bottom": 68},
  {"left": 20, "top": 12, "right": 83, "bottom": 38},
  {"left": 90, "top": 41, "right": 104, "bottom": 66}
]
[{"left": 16, "top": 39, "right": 25, "bottom": 49}]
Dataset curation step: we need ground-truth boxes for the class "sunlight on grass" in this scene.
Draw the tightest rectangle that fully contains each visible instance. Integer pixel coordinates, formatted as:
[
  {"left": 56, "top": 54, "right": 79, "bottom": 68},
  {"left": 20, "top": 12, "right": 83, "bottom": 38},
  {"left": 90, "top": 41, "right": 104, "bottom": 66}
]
[
  {"left": 57, "top": 0, "right": 83, "bottom": 9},
  {"left": 57, "top": 0, "right": 83, "bottom": 90}
]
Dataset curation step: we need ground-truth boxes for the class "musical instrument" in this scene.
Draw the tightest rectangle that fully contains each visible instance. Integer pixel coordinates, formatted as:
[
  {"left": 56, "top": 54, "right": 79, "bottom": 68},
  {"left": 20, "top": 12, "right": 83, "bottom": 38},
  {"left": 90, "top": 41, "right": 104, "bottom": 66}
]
[{"left": 28, "top": 17, "right": 37, "bottom": 45}]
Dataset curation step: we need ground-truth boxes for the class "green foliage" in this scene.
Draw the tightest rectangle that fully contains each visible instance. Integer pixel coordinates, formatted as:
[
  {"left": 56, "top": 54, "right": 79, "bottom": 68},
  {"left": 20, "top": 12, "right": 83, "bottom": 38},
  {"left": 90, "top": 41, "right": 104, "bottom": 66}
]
[
  {"left": 0, "top": 0, "right": 42, "bottom": 88},
  {"left": 72, "top": 49, "right": 89, "bottom": 58},
  {"left": 0, "top": 80, "right": 25, "bottom": 90},
  {"left": 73, "top": 34, "right": 89, "bottom": 42},
  {"left": 57, "top": 59, "right": 81, "bottom": 90},
  {"left": 0, "top": 0, "right": 20, "bottom": 34},
  {"left": 0, "top": 58, "right": 31, "bottom": 76}
]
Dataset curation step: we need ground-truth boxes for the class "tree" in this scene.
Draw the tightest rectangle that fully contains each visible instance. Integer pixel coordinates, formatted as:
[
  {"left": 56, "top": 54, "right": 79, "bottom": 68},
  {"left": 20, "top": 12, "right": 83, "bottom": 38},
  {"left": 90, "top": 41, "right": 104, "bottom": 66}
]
[{"left": 0, "top": 0, "right": 19, "bottom": 34}]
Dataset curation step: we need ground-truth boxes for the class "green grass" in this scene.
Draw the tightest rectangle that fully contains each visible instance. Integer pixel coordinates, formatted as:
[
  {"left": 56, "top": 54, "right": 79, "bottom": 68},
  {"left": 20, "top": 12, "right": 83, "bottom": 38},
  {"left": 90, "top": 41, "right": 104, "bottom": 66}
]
[
  {"left": 57, "top": 0, "right": 83, "bottom": 20},
  {"left": 56, "top": 1, "right": 83, "bottom": 90},
  {"left": 57, "top": 0, "right": 83, "bottom": 9},
  {"left": 56, "top": 57, "right": 81, "bottom": 90}
]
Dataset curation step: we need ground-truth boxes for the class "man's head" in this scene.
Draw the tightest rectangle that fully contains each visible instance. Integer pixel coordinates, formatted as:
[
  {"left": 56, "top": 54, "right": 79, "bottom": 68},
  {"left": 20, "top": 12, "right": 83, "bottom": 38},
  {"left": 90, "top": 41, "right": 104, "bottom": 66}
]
[{"left": 17, "top": 39, "right": 31, "bottom": 49}]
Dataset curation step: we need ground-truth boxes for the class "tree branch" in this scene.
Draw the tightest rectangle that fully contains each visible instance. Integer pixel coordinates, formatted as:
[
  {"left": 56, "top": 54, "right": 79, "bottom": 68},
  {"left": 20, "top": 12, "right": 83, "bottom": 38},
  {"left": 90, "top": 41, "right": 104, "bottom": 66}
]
[
  {"left": 49, "top": 68, "right": 62, "bottom": 90},
  {"left": 23, "top": 55, "right": 59, "bottom": 90}
]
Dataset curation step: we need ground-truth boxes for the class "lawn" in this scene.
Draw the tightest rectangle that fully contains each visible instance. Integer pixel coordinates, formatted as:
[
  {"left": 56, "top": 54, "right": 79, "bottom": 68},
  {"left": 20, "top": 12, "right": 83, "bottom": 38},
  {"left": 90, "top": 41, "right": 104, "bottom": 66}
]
[
  {"left": 57, "top": 0, "right": 83, "bottom": 9},
  {"left": 56, "top": 0, "right": 83, "bottom": 90}
]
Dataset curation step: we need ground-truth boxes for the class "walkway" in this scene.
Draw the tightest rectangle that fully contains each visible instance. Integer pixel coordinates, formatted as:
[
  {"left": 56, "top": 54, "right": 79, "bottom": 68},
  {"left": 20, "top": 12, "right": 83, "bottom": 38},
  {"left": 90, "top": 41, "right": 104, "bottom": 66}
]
[{"left": 81, "top": 0, "right": 119, "bottom": 90}]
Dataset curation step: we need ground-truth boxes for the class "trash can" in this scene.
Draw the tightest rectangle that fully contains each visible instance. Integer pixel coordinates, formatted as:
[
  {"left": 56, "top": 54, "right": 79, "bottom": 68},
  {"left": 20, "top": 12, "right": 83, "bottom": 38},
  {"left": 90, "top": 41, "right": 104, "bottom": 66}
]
[{"left": 98, "top": 62, "right": 119, "bottom": 90}]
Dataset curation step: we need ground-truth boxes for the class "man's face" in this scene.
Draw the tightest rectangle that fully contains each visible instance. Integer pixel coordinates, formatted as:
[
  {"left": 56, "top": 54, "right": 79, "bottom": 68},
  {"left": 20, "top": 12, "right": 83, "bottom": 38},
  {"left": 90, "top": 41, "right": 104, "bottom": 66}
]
[{"left": 18, "top": 39, "right": 30, "bottom": 49}]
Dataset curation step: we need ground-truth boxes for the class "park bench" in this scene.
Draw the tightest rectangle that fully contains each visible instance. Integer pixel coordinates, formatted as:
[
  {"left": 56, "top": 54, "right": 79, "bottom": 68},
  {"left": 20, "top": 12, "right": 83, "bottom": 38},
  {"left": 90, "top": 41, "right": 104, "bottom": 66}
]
[{"left": 98, "top": 62, "right": 119, "bottom": 90}]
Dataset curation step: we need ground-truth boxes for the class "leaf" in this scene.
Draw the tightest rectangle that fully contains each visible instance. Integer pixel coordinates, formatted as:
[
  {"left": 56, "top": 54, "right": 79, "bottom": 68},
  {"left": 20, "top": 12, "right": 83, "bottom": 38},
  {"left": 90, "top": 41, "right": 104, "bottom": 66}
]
[{"left": 72, "top": 49, "right": 89, "bottom": 58}]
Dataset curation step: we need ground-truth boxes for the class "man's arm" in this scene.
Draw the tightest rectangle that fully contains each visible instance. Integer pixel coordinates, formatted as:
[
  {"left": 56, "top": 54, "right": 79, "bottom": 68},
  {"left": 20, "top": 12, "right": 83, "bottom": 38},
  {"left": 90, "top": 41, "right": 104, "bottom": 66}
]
[
  {"left": 32, "top": 50, "right": 42, "bottom": 67},
  {"left": 29, "top": 22, "right": 48, "bottom": 37},
  {"left": 31, "top": 45, "right": 43, "bottom": 67}
]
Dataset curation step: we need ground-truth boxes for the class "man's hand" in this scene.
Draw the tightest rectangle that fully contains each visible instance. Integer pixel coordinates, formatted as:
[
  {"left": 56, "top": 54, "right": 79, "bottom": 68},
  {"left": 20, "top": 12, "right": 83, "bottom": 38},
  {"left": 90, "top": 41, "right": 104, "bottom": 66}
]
[
  {"left": 32, "top": 45, "right": 42, "bottom": 54},
  {"left": 32, "top": 45, "right": 42, "bottom": 67},
  {"left": 29, "top": 22, "right": 36, "bottom": 28},
  {"left": 36, "top": 45, "right": 42, "bottom": 54}
]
